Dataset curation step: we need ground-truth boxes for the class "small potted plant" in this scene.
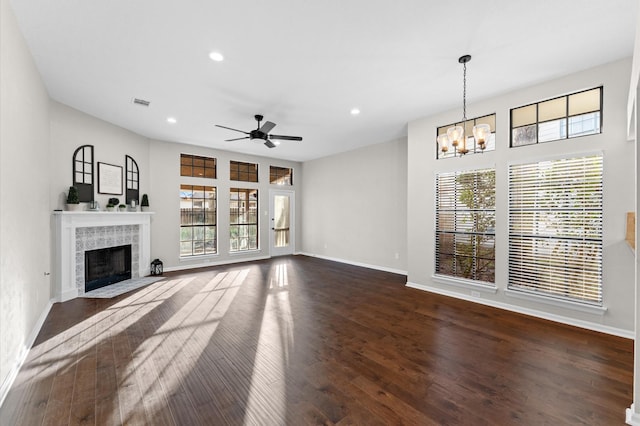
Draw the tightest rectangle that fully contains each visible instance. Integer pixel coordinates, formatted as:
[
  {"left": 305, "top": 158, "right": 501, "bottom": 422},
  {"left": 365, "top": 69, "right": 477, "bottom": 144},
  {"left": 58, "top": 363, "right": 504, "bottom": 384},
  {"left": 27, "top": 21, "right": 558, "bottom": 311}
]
[
  {"left": 141, "top": 194, "right": 150, "bottom": 212},
  {"left": 106, "top": 197, "right": 119, "bottom": 212},
  {"left": 66, "top": 186, "right": 81, "bottom": 211},
  {"left": 118, "top": 203, "right": 127, "bottom": 212}
]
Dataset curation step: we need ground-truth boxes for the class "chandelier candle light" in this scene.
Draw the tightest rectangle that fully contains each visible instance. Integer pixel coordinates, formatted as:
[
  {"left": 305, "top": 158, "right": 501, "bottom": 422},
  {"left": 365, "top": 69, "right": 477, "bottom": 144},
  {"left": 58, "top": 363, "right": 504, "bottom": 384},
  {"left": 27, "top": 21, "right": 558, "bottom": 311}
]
[{"left": 438, "top": 55, "right": 491, "bottom": 157}]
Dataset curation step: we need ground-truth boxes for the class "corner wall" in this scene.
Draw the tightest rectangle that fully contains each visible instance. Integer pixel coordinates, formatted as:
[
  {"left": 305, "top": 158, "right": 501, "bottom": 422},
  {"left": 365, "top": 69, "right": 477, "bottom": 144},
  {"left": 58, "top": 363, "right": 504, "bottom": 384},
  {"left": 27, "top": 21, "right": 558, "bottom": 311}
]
[
  {"left": 0, "top": 0, "right": 52, "bottom": 404},
  {"left": 408, "top": 58, "right": 635, "bottom": 336},
  {"left": 300, "top": 138, "right": 408, "bottom": 273}
]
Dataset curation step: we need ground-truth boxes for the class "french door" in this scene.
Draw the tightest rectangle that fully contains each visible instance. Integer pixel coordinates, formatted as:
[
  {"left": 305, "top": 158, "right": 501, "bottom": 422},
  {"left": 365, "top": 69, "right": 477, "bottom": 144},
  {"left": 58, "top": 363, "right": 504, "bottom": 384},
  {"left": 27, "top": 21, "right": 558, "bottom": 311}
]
[{"left": 269, "top": 190, "right": 295, "bottom": 256}]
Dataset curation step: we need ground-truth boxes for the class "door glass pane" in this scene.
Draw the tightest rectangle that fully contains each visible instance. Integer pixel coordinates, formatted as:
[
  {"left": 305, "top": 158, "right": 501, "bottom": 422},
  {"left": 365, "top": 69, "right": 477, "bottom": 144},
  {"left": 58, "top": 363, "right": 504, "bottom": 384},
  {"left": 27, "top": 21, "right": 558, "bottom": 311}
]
[{"left": 274, "top": 195, "right": 290, "bottom": 248}]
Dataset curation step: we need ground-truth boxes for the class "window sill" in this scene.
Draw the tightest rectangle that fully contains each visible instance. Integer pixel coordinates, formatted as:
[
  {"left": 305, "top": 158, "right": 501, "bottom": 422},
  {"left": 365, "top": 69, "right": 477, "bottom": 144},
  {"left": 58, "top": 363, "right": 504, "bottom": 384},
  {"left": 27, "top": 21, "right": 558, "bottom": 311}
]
[
  {"left": 431, "top": 274, "right": 498, "bottom": 294},
  {"left": 229, "top": 249, "right": 261, "bottom": 256},
  {"left": 504, "top": 289, "right": 607, "bottom": 315},
  {"left": 179, "top": 253, "right": 219, "bottom": 262}
]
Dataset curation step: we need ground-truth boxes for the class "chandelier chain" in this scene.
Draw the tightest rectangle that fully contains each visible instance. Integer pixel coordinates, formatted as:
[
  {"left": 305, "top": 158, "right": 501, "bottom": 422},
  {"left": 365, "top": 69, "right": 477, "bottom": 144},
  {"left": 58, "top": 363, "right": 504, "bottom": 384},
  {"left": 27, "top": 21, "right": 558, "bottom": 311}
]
[{"left": 462, "top": 61, "right": 467, "bottom": 121}]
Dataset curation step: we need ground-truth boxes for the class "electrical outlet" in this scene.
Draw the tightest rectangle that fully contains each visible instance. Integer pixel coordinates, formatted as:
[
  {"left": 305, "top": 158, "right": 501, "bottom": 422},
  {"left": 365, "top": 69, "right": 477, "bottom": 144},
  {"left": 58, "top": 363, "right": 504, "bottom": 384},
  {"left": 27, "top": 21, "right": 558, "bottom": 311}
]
[
  {"left": 394, "top": 252, "right": 399, "bottom": 260},
  {"left": 471, "top": 291, "right": 481, "bottom": 298}
]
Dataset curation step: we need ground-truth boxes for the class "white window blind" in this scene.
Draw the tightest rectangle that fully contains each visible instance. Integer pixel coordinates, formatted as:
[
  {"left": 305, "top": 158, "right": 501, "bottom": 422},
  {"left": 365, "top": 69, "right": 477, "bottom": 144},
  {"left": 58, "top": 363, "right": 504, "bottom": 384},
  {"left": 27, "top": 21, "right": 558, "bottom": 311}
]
[
  {"left": 508, "top": 155, "right": 603, "bottom": 305},
  {"left": 435, "top": 168, "right": 495, "bottom": 283}
]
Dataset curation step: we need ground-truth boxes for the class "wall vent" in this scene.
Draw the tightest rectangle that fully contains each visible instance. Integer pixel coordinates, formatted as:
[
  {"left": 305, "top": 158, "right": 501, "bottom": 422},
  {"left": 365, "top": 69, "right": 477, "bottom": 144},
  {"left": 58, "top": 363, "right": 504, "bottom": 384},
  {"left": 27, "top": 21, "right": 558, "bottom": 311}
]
[{"left": 132, "top": 98, "right": 150, "bottom": 107}]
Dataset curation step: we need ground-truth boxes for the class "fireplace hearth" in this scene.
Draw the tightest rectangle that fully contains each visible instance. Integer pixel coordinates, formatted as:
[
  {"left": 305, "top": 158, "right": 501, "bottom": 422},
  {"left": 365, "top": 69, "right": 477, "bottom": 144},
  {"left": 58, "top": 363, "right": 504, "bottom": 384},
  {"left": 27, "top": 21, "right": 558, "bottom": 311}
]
[{"left": 85, "top": 244, "right": 132, "bottom": 292}]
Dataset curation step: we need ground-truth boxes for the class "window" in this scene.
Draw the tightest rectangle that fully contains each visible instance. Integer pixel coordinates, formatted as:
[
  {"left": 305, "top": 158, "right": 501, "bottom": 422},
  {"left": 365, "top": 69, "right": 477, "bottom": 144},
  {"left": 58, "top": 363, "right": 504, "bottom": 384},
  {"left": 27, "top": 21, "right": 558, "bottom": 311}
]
[
  {"left": 180, "top": 185, "right": 217, "bottom": 256},
  {"left": 230, "top": 160, "right": 258, "bottom": 182},
  {"left": 436, "top": 113, "right": 496, "bottom": 159},
  {"left": 510, "top": 87, "right": 602, "bottom": 147},
  {"left": 435, "top": 168, "right": 495, "bottom": 283},
  {"left": 125, "top": 155, "right": 139, "bottom": 204},
  {"left": 229, "top": 188, "right": 258, "bottom": 252},
  {"left": 181, "top": 154, "right": 216, "bottom": 179},
  {"left": 270, "top": 166, "right": 293, "bottom": 185},
  {"left": 72, "top": 145, "right": 94, "bottom": 202},
  {"left": 508, "top": 155, "right": 603, "bottom": 305}
]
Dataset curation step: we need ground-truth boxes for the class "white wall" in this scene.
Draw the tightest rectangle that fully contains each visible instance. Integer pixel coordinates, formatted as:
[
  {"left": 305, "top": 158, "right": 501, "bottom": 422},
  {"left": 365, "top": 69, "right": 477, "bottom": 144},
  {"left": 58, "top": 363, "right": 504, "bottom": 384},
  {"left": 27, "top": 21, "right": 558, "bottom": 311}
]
[
  {"left": 408, "top": 58, "right": 636, "bottom": 336},
  {"left": 148, "top": 139, "right": 302, "bottom": 271},
  {"left": 49, "top": 101, "right": 151, "bottom": 211},
  {"left": 0, "top": 0, "right": 52, "bottom": 403},
  {"left": 301, "top": 138, "right": 408, "bottom": 273}
]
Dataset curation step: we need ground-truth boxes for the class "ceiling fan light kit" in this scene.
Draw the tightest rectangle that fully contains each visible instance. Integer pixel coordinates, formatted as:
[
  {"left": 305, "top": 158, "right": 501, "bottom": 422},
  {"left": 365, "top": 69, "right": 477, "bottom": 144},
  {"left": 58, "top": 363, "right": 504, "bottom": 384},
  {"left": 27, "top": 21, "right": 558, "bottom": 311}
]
[{"left": 215, "top": 114, "right": 303, "bottom": 149}]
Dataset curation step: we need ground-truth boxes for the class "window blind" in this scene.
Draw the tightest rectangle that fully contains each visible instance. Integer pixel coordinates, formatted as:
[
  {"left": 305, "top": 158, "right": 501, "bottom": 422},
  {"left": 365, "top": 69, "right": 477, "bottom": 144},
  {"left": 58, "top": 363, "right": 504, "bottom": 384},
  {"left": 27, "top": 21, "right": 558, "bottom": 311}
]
[
  {"left": 508, "top": 155, "right": 603, "bottom": 305},
  {"left": 435, "top": 168, "right": 495, "bottom": 283}
]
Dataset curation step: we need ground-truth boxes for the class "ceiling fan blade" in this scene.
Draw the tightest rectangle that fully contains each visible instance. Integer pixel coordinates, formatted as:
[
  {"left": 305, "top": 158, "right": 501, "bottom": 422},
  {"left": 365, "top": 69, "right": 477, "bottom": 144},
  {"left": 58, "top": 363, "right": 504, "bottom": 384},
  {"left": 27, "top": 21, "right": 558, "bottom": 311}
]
[
  {"left": 264, "top": 140, "right": 276, "bottom": 148},
  {"left": 270, "top": 134, "right": 302, "bottom": 141},
  {"left": 225, "top": 136, "right": 250, "bottom": 142},
  {"left": 259, "top": 121, "right": 276, "bottom": 134},
  {"left": 215, "top": 124, "right": 249, "bottom": 134}
]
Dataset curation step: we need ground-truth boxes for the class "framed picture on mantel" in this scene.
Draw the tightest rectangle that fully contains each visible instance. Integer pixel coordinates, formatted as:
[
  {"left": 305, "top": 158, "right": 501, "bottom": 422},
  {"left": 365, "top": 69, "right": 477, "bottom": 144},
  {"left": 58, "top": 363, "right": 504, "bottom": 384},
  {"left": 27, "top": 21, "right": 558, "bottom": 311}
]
[{"left": 98, "top": 162, "right": 123, "bottom": 195}]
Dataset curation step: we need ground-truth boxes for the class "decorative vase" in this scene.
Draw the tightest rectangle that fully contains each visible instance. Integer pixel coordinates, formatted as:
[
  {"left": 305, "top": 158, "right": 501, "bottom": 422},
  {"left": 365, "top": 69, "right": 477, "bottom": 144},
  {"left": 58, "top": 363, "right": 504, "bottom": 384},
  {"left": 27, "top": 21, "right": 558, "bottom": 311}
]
[{"left": 66, "top": 203, "right": 82, "bottom": 211}]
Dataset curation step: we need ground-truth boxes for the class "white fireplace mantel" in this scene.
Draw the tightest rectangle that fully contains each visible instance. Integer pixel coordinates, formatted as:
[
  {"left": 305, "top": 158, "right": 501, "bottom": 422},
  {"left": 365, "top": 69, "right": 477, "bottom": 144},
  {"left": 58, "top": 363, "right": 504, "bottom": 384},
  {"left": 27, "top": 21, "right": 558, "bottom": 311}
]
[{"left": 52, "top": 211, "right": 154, "bottom": 302}]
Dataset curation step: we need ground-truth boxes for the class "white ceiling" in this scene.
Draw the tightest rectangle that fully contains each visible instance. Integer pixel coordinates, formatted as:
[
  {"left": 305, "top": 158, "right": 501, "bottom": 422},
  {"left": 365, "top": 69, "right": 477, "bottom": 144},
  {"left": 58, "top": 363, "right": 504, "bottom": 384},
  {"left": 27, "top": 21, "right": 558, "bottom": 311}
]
[{"left": 9, "top": 0, "right": 638, "bottom": 162}]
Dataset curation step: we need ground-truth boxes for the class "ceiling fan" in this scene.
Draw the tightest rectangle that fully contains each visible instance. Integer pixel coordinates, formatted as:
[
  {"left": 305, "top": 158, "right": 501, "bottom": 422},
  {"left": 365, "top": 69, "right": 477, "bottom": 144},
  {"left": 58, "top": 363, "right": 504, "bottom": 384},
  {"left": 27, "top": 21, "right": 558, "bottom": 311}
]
[{"left": 215, "top": 114, "right": 303, "bottom": 148}]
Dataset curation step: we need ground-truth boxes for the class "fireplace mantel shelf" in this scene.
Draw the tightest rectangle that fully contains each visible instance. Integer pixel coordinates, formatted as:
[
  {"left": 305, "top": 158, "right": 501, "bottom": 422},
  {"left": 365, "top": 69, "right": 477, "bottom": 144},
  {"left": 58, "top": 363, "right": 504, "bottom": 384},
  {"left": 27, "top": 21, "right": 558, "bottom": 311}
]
[{"left": 52, "top": 211, "right": 154, "bottom": 302}]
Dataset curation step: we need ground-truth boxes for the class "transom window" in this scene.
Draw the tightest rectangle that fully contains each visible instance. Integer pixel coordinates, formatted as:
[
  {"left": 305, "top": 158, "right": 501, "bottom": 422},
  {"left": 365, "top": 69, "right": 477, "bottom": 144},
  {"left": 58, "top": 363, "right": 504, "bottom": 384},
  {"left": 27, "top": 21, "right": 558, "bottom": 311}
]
[
  {"left": 229, "top": 188, "right": 258, "bottom": 252},
  {"left": 230, "top": 161, "right": 258, "bottom": 182},
  {"left": 510, "top": 87, "right": 602, "bottom": 147},
  {"left": 270, "top": 166, "right": 293, "bottom": 185},
  {"left": 508, "top": 155, "right": 603, "bottom": 305},
  {"left": 181, "top": 154, "right": 216, "bottom": 178},
  {"left": 72, "top": 145, "right": 94, "bottom": 202},
  {"left": 436, "top": 113, "right": 496, "bottom": 159},
  {"left": 180, "top": 185, "right": 217, "bottom": 257},
  {"left": 435, "top": 168, "right": 496, "bottom": 283}
]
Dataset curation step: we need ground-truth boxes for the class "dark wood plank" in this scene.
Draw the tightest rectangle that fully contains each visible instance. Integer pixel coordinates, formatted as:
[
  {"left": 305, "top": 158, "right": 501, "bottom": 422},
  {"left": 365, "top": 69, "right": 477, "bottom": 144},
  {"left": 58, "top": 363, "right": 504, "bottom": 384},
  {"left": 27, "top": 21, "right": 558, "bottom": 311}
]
[{"left": 0, "top": 255, "right": 633, "bottom": 425}]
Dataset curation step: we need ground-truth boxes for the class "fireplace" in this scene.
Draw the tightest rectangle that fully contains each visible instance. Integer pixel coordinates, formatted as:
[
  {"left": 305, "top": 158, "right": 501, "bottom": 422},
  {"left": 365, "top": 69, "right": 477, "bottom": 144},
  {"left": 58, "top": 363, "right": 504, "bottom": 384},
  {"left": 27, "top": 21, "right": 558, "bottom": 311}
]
[
  {"left": 52, "top": 211, "right": 153, "bottom": 302},
  {"left": 85, "top": 244, "right": 132, "bottom": 292}
]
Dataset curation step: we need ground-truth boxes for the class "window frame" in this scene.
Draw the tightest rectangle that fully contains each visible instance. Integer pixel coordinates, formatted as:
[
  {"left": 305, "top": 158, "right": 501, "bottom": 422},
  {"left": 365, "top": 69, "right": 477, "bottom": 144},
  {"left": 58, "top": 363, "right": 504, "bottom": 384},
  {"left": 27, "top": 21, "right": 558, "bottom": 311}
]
[
  {"left": 180, "top": 153, "right": 217, "bottom": 179},
  {"left": 229, "top": 188, "right": 259, "bottom": 252},
  {"left": 269, "top": 166, "right": 293, "bottom": 185},
  {"left": 179, "top": 185, "right": 217, "bottom": 257},
  {"left": 230, "top": 160, "right": 258, "bottom": 182},
  {"left": 434, "top": 167, "right": 496, "bottom": 284},
  {"left": 510, "top": 86, "right": 603, "bottom": 147},
  {"left": 507, "top": 154, "right": 603, "bottom": 306}
]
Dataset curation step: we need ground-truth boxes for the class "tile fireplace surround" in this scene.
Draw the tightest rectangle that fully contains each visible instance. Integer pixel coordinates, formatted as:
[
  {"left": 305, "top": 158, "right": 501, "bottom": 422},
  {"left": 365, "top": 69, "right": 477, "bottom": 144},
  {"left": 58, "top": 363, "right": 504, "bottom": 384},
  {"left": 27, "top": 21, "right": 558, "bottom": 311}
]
[{"left": 52, "top": 211, "right": 153, "bottom": 302}]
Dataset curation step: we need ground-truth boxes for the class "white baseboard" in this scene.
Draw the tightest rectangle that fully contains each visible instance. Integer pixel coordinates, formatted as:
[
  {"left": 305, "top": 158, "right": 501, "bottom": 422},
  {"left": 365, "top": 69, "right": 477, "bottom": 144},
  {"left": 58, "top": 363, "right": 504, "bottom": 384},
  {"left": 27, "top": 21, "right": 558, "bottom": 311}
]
[
  {"left": 0, "top": 299, "right": 54, "bottom": 409},
  {"left": 406, "top": 281, "right": 633, "bottom": 339},
  {"left": 627, "top": 404, "right": 640, "bottom": 425},
  {"left": 298, "top": 252, "right": 407, "bottom": 276}
]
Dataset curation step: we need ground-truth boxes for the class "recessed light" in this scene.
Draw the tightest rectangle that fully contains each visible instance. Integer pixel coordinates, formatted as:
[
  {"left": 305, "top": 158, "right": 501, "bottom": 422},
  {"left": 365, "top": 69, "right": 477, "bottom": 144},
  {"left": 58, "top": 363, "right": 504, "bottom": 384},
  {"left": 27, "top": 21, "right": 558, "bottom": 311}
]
[
  {"left": 167, "top": 117, "right": 177, "bottom": 124},
  {"left": 273, "top": 141, "right": 281, "bottom": 146},
  {"left": 350, "top": 108, "right": 360, "bottom": 115},
  {"left": 209, "top": 51, "right": 224, "bottom": 62}
]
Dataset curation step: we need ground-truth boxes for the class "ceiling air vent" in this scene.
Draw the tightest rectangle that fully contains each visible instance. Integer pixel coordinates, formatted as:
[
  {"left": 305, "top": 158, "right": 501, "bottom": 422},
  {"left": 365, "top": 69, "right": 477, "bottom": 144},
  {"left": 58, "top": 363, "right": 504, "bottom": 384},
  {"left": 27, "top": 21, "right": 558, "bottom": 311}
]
[{"left": 132, "top": 98, "right": 150, "bottom": 107}]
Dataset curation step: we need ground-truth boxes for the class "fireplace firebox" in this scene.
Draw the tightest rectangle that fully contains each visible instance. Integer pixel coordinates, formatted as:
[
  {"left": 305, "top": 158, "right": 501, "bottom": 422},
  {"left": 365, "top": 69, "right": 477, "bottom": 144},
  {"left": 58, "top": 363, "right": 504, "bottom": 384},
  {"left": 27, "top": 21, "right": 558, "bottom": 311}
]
[{"left": 85, "top": 244, "right": 132, "bottom": 292}]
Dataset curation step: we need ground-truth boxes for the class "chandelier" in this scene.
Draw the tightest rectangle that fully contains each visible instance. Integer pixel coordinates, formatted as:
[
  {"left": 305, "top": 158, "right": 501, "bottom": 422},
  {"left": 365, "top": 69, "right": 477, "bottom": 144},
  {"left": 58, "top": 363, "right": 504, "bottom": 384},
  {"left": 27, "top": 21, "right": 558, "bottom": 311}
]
[{"left": 437, "top": 55, "right": 491, "bottom": 157}]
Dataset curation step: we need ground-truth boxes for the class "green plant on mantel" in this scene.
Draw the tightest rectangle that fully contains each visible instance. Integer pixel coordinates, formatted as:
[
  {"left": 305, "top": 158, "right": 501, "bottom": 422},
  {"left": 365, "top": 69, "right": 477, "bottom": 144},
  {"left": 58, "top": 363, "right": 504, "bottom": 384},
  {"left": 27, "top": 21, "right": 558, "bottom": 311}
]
[
  {"left": 107, "top": 197, "right": 119, "bottom": 208},
  {"left": 66, "top": 186, "right": 79, "bottom": 204}
]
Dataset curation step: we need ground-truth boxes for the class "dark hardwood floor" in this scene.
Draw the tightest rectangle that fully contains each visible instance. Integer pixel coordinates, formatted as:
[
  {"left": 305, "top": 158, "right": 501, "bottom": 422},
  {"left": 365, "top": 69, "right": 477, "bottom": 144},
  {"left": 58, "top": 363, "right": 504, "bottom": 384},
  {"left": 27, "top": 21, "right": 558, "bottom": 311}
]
[{"left": 0, "top": 255, "right": 633, "bottom": 425}]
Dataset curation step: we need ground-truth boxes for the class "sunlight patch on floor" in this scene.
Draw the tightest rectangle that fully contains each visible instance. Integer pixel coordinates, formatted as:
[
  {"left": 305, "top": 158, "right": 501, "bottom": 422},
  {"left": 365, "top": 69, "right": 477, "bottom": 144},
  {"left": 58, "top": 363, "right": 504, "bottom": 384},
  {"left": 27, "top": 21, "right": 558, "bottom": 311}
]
[
  {"left": 244, "top": 263, "right": 295, "bottom": 424},
  {"left": 119, "top": 269, "right": 248, "bottom": 423}
]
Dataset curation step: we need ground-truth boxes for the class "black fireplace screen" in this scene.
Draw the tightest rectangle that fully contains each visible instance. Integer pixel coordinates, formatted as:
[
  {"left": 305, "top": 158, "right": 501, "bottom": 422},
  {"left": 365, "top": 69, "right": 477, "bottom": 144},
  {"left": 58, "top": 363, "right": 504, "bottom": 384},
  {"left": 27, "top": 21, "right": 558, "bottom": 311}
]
[{"left": 84, "top": 244, "right": 132, "bottom": 292}]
